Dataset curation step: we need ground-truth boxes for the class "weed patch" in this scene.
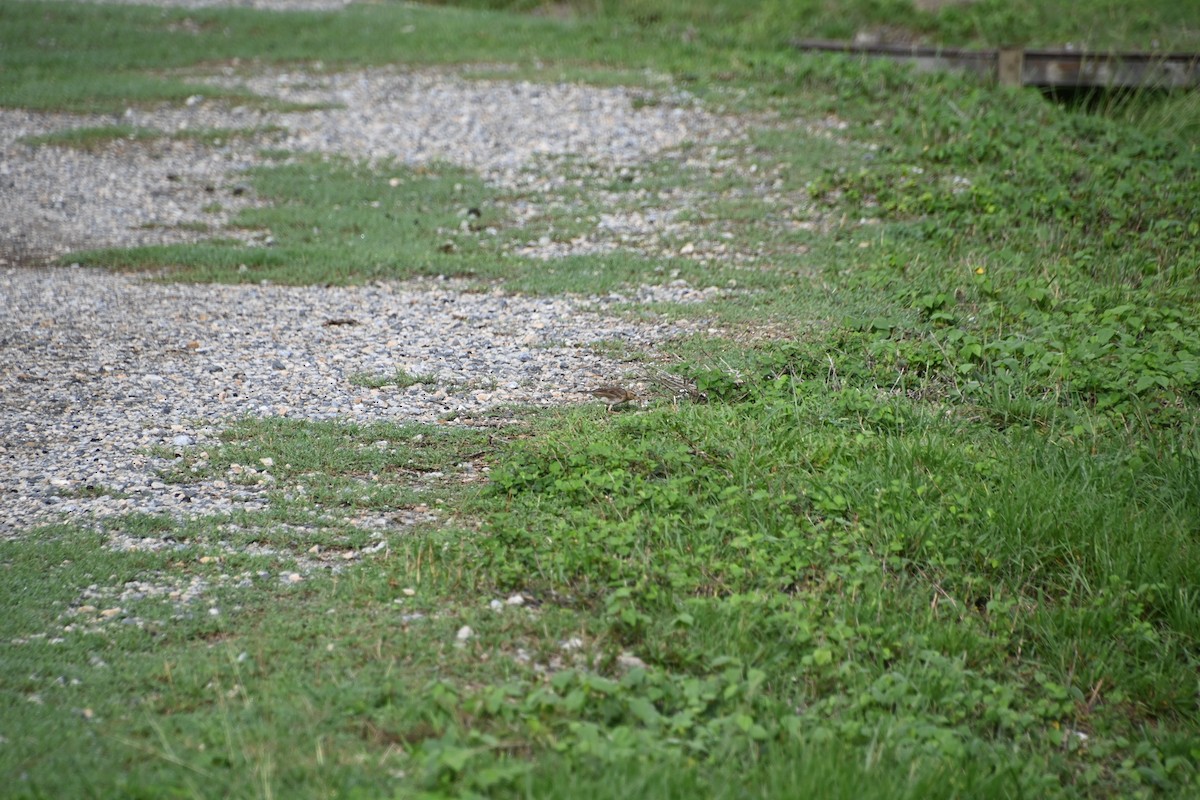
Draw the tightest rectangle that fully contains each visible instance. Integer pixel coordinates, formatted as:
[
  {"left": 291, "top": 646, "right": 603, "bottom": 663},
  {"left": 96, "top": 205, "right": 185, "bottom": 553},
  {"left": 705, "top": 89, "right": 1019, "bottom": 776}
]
[
  {"left": 456, "top": 382, "right": 1200, "bottom": 796},
  {"left": 18, "top": 124, "right": 287, "bottom": 152},
  {"left": 350, "top": 368, "right": 440, "bottom": 390}
]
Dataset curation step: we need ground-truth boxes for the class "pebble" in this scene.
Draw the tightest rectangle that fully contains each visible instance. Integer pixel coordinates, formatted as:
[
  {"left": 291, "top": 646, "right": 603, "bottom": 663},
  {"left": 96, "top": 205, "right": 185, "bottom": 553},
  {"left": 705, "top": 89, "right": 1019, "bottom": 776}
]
[
  {"left": 1, "top": 66, "right": 742, "bottom": 263},
  {"left": 0, "top": 109, "right": 266, "bottom": 263},
  {"left": 0, "top": 268, "right": 699, "bottom": 535},
  {"left": 198, "top": 67, "right": 740, "bottom": 189},
  {"left": 0, "top": 8, "right": 765, "bottom": 633},
  {"left": 2, "top": 65, "right": 733, "bottom": 541}
]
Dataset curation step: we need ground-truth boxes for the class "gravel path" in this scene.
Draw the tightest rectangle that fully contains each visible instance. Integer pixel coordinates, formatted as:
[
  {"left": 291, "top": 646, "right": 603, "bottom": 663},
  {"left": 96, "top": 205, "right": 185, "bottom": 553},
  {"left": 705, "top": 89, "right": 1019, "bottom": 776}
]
[
  {"left": 0, "top": 266, "right": 704, "bottom": 535},
  {"left": 1, "top": 46, "right": 742, "bottom": 537},
  {"left": 1, "top": 66, "right": 740, "bottom": 262}
]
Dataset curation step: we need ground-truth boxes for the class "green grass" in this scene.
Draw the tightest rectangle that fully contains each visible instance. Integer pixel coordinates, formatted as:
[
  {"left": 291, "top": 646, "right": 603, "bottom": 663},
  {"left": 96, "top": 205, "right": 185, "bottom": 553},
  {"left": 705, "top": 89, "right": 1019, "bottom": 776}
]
[
  {"left": 9, "top": 0, "right": 1196, "bottom": 116},
  {"left": 350, "top": 368, "right": 441, "bottom": 390},
  {"left": 75, "top": 157, "right": 510, "bottom": 284},
  {"left": 18, "top": 124, "right": 288, "bottom": 152},
  {"left": 5, "top": 400, "right": 1197, "bottom": 797},
  {"left": 0, "top": 0, "right": 661, "bottom": 113},
  {"left": 458, "top": 395, "right": 1200, "bottom": 796},
  {"left": 72, "top": 153, "right": 752, "bottom": 292},
  {"left": 18, "top": 124, "right": 162, "bottom": 150},
  {"left": 3, "top": 0, "right": 1200, "bottom": 796},
  {"left": 423, "top": 0, "right": 1200, "bottom": 51}
]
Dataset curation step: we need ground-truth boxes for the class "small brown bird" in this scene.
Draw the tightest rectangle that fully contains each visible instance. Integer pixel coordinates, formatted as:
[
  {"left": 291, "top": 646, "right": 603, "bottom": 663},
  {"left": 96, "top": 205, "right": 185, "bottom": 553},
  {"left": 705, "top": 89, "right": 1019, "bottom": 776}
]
[{"left": 590, "top": 385, "right": 637, "bottom": 411}]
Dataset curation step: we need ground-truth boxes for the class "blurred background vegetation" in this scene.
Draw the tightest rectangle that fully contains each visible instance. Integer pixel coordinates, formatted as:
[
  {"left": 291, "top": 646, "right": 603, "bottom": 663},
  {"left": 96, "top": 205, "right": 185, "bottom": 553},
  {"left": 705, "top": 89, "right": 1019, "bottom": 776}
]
[{"left": 414, "top": 0, "right": 1200, "bottom": 51}]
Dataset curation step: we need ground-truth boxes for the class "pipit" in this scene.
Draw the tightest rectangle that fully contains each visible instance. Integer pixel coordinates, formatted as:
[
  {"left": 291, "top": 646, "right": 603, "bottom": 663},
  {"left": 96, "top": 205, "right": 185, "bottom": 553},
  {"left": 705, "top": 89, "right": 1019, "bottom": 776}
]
[{"left": 589, "top": 385, "right": 637, "bottom": 411}]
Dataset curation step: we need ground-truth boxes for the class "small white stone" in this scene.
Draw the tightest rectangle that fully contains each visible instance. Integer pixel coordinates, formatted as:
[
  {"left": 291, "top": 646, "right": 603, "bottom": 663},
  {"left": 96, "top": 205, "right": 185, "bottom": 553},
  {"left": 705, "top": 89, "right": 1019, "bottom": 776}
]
[{"left": 617, "top": 651, "right": 647, "bottom": 670}]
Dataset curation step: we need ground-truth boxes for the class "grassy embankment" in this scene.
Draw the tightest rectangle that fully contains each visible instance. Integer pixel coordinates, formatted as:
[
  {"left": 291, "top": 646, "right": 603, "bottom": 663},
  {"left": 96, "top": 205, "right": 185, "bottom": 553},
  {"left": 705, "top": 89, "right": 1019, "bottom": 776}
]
[{"left": 1, "top": 0, "right": 1198, "bottom": 796}]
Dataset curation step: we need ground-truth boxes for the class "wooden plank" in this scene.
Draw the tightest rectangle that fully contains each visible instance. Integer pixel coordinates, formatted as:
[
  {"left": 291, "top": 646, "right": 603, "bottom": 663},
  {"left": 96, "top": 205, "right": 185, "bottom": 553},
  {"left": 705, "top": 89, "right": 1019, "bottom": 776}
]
[
  {"left": 1023, "top": 49, "right": 1200, "bottom": 89},
  {"left": 996, "top": 48, "right": 1024, "bottom": 87},
  {"left": 792, "top": 39, "right": 1200, "bottom": 89}
]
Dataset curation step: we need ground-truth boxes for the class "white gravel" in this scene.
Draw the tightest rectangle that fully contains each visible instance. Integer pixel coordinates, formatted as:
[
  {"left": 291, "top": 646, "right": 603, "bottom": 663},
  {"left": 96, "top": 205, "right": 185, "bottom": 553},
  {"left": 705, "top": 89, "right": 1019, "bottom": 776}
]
[
  {"left": 0, "top": 108, "right": 268, "bottom": 263},
  {"left": 1, "top": 66, "right": 742, "bottom": 262},
  {"left": 195, "top": 66, "right": 740, "bottom": 184},
  {"left": 0, "top": 266, "right": 706, "bottom": 535},
  {"left": 0, "top": 58, "right": 746, "bottom": 538}
]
